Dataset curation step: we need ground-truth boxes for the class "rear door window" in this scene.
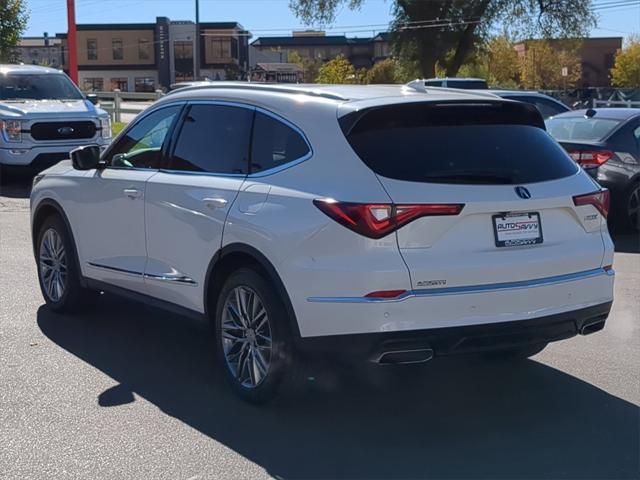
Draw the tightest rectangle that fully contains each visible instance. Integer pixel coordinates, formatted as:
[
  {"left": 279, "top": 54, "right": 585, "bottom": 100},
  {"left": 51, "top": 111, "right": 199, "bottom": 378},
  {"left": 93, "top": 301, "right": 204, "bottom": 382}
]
[
  {"left": 546, "top": 117, "right": 621, "bottom": 142},
  {"left": 169, "top": 104, "right": 252, "bottom": 174},
  {"left": 341, "top": 102, "right": 578, "bottom": 185},
  {"left": 513, "top": 96, "right": 568, "bottom": 119},
  {"left": 250, "top": 112, "right": 310, "bottom": 173}
]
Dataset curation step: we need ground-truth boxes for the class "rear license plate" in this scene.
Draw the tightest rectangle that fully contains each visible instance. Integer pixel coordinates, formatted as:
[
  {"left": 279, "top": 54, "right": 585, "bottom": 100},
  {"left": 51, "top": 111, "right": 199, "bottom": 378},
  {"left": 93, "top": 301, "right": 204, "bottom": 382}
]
[{"left": 492, "top": 212, "right": 543, "bottom": 247}]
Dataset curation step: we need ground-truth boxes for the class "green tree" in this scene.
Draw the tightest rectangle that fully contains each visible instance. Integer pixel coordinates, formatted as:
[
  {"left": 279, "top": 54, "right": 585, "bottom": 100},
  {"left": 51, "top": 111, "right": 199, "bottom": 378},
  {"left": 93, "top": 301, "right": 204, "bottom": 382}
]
[
  {"left": 484, "top": 35, "right": 520, "bottom": 87},
  {"left": 1, "top": 0, "right": 29, "bottom": 63},
  {"left": 365, "top": 58, "right": 398, "bottom": 84},
  {"left": 519, "top": 39, "right": 581, "bottom": 89},
  {"left": 289, "top": 0, "right": 595, "bottom": 78},
  {"left": 611, "top": 39, "right": 640, "bottom": 88},
  {"left": 287, "top": 50, "right": 321, "bottom": 83},
  {"left": 315, "top": 55, "right": 358, "bottom": 83}
]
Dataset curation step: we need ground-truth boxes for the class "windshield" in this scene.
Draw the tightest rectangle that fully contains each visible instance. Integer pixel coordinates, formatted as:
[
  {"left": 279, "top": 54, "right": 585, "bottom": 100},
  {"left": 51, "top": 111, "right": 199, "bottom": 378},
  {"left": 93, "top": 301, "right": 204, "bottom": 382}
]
[
  {"left": 545, "top": 116, "right": 621, "bottom": 142},
  {"left": 0, "top": 74, "right": 83, "bottom": 101}
]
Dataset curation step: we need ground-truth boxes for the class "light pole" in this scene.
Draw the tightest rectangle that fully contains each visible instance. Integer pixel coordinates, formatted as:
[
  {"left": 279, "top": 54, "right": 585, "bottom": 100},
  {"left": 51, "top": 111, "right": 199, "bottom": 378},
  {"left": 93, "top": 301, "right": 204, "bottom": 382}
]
[
  {"left": 194, "top": 0, "right": 200, "bottom": 80},
  {"left": 66, "top": 0, "right": 78, "bottom": 84}
]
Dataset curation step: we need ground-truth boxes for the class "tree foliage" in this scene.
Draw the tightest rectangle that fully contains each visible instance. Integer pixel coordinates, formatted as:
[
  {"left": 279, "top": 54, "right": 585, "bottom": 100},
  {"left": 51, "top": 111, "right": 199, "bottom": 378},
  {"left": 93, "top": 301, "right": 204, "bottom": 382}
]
[
  {"left": 0, "top": 0, "right": 29, "bottom": 63},
  {"left": 289, "top": 0, "right": 595, "bottom": 77},
  {"left": 287, "top": 50, "right": 322, "bottom": 82},
  {"left": 519, "top": 39, "right": 582, "bottom": 89},
  {"left": 365, "top": 58, "right": 398, "bottom": 83},
  {"left": 315, "top": 55, "right": 358, "bottom": 83},
  {"left": 610, "top": 39, "right": 640, "bottom": 88}
]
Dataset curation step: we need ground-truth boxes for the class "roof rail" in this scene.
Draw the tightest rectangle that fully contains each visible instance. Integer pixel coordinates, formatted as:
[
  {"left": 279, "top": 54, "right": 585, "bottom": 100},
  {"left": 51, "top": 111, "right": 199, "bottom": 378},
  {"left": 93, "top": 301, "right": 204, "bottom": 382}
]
[{"left": 167, "top": 82, "right": 349, "bottom": 101}]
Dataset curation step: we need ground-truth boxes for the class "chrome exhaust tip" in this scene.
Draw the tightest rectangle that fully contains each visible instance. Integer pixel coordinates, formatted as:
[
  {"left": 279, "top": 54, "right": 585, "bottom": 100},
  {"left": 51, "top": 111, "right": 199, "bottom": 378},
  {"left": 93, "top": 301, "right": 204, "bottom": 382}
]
[{"left": 375, "top": 348, "right": 434, "bottom": 365}]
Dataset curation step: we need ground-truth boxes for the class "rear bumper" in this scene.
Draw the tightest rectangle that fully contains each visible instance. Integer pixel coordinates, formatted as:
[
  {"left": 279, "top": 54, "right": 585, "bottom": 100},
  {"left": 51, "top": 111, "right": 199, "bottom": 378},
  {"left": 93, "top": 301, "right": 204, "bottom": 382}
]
[
  {"left": 296, "top": 267, "right": 614, "bottom": 337},
  {"left": 295, "top": 302, "right": 612, "bottom": 361}
]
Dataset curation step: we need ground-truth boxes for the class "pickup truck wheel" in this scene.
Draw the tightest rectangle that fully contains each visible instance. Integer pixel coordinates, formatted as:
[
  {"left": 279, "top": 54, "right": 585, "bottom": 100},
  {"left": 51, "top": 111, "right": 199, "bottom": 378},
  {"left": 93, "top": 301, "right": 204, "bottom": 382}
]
[
  {"left": 36, "top": 215, "right": 92, "bottom": 313},
  {"left": 215, "top": 268, "right": 295, "bottom": 404}
]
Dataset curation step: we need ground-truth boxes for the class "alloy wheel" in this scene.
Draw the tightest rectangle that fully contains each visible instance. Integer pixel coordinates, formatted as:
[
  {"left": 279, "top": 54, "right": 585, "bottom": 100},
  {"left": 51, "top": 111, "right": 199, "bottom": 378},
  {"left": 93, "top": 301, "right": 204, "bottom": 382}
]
[
  {"left": 221, "top": 286, "right": 272, "bottom": 388},
  {"left": 39, "top": 228, "right": 67, "bottom": 302}
]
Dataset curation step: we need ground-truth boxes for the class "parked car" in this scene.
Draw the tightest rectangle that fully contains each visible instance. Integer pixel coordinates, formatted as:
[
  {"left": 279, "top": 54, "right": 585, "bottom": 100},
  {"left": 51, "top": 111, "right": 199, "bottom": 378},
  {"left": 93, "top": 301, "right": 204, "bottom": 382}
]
[
  {"left": 546, "top": 108, "right": 640, "bottom": 232},
  {"left": 0, "top": 64, "right": 111, "bottom": 172},
  {"left": 169, "top": 80, "right": 213, "bottom": 92},
  {"left": 485, "top": 90, "right": 571, "bottom": 119},
  {"left": 30, "top": 83, "right": 614, "bottom": 403},
  {"left": 423, "top": 77, "right": 488, "bottom": 89}
]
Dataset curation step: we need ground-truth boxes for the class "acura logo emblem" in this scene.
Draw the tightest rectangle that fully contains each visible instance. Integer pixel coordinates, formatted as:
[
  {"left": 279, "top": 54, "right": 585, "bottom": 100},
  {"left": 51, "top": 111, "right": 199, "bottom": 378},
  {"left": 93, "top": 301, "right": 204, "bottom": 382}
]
[
  {"left": 515, "top": 186, "right": 532, "bottom": 199},
  {"left": 57, "top": 126, "right": 74, "bottom": 135}
]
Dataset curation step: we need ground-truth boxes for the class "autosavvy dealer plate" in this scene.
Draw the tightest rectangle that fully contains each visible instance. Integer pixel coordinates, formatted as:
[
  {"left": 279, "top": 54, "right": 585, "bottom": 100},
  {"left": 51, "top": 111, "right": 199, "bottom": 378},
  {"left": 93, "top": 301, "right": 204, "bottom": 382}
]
[{"left": 492, "top": 212, "right": 543, "bottom": 247}]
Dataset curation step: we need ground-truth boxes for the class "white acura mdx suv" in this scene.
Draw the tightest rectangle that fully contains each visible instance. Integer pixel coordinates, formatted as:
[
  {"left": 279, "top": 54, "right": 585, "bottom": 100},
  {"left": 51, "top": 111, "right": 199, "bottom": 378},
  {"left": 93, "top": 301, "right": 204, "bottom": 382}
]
[{"left": 30, "top": 83, "right": 615, "bottom": 403}]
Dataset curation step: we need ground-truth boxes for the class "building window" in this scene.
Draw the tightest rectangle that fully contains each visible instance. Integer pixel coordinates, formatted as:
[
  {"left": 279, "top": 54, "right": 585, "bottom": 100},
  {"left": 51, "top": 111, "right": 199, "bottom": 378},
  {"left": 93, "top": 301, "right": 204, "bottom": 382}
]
[
  {"left": 111, "top": 77, "right": 128, "bottom": 91},
  {"left": 209, "top": 38, "right": 231, "bottom": 59},
  {"left": 112, "top": 39, "right": 123, "bottom": 60},
  {"left": 87, "top": 38, "right": 97, "bottom": 60},
  {"left": 83, "top": 77, "right": 104, "bottom": 92},
  {"left": 174, "top": 41, "right": 194, "bottom": 81},
  {"left": 135, "top": 77, "right": 155, "bottom": 92},
  {"left": 138, "top": 38, "right": 150, "bottom": 60}
]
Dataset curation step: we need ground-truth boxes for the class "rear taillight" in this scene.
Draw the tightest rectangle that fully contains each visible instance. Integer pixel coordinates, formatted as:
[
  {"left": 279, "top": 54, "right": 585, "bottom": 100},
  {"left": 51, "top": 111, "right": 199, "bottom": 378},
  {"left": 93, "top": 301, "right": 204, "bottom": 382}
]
[
  {"left": 313, "top": 199, "right": 464, "bottom": 239},
  {"left": 573, "top": 189, "right": 610, "bottom": 218},
  {"left": 568, "top": 150, "right": 613, "bottom": 168}
]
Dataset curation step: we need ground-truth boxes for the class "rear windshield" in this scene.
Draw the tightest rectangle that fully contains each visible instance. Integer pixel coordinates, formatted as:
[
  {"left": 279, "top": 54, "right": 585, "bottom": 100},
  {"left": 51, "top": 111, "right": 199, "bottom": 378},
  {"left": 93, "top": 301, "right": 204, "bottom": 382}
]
[
  {"left": 545, "top": 116, "right": 621, "bottom": 142},
  {"left": 0, "top": 74, "right": 83, "bottom": 101},
  {"left": 342, "top": 103, "right": 578, "bottom": 185}
]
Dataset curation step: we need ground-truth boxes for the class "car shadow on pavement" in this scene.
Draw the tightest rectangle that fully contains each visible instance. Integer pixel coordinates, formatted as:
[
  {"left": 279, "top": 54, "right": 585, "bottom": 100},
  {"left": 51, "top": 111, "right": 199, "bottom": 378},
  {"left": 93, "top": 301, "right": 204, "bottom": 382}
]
[
  {"left": 37, "top": 297, "right": 639, "bottom": 480},
  {"left": 0, "top": 171, "right": 33, "bottom": 199},
  {"left": 613, "top": 232, "right": 640, "bottom": 254}
]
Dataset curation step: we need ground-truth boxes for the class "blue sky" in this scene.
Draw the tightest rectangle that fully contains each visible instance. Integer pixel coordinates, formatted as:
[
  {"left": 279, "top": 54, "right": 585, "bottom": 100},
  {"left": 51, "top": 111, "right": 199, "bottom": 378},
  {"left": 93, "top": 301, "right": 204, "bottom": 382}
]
[{"left": 24, "top": 0, "right": 639, "bottom": 40}]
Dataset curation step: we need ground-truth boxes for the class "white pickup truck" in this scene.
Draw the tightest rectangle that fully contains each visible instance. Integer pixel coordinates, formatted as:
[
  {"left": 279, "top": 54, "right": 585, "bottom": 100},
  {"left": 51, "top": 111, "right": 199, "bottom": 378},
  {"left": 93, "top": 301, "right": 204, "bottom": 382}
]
[{"left": 0, "top": 64, "right": 111, "bottom": 171}]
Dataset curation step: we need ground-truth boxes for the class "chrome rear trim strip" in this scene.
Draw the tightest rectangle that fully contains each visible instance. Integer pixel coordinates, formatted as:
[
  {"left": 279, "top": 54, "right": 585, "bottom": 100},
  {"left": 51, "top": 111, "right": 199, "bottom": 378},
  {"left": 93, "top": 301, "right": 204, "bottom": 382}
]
[{"left": 307, "top": 267, "right": 613, "bottom": 304}]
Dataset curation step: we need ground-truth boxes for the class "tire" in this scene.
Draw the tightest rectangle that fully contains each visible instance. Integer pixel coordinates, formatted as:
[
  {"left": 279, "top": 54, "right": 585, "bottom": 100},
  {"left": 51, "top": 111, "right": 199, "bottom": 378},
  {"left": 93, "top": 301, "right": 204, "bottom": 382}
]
[
  {"left": 214, "top": 267, "right": 295, "bottom": 404},
  {"left": 482, "top": 342, "right": 548, "bottom": 361},
  {"left": 623, "top": 182, "right": 640, "bottom": 233},
  {"left": 35, "top": 215, "right": 92, "bottom": 313}
]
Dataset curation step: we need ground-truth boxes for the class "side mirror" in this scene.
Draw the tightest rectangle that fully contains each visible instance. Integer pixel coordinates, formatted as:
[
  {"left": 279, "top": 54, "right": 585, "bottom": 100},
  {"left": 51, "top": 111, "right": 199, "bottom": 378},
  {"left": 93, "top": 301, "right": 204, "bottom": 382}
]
[
  {"left": 71, "top": 145, "right": 102, "bottom": 170},
  {"left": 86, "top": 93, "right": 99, "bottom": 105}
]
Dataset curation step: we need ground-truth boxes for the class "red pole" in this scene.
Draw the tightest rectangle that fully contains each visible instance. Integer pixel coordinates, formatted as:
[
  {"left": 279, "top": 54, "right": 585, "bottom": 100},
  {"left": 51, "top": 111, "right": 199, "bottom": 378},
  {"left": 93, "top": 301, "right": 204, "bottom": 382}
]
[{"left": 66, "top": 0, "right": 78, "bottom": 84}]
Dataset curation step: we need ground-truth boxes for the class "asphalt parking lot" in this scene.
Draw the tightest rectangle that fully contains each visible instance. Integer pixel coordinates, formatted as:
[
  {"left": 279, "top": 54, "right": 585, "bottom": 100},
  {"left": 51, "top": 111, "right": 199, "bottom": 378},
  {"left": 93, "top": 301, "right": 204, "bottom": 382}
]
[{"left": 1, "top": 173, "right": 639, "bottom": 480}]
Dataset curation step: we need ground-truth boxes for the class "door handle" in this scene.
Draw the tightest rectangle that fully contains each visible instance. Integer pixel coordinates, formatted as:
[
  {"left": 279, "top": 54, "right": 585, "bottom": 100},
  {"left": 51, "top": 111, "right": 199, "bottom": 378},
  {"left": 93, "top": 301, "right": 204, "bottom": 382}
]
[
  {"left": 124, "top": 188, "right": 141, "bottom": 199},
  {"left": 203, "top": 197, "right": 228, "bottom": 209}
]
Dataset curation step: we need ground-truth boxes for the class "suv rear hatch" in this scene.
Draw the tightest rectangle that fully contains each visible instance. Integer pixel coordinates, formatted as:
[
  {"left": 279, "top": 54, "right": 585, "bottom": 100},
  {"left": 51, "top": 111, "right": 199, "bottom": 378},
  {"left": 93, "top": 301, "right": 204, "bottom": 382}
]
[{"left": 340, "top": 100, "right": 607, "bottom": 290}]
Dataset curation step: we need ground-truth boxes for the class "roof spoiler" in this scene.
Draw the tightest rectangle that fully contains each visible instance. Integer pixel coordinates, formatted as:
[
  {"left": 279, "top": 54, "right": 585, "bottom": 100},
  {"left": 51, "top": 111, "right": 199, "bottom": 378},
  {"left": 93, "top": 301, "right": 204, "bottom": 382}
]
[{"left": 403, "top": 79, "right": 500, "bottom": 100}]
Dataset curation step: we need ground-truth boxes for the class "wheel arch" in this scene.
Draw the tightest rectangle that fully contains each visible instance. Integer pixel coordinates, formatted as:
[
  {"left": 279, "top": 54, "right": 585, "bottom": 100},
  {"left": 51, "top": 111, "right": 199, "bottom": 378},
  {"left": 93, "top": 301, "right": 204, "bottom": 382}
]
[{"left": 204, "top": 243, "right": 301, "bottom": 338}]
